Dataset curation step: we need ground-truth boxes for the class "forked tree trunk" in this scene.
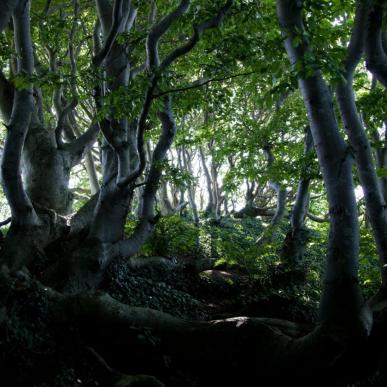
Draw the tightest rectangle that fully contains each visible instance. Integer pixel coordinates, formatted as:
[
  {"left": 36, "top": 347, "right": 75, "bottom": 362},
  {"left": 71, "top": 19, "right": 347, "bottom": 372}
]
[{"left": 235, "top": 181, "right": 275, "bottom": 218}]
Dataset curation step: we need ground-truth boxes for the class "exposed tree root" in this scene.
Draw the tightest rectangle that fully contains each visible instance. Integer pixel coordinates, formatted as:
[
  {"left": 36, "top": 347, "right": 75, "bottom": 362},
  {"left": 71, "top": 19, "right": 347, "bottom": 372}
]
[
  {"left": 87, "top": 346, "right": 166, "bottom": 387},
  {"left": 1, "top": 268, "right": 386, "bottom": 387},
  {"left": 54, "top": 293, "right": 381, "bottom": 386}
]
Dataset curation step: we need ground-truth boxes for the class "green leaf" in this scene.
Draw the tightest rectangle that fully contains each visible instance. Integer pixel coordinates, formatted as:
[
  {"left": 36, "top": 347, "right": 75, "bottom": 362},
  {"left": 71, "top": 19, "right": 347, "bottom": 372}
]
[{"left": 377, "top": 168, "right": 387, "bottom": 178}]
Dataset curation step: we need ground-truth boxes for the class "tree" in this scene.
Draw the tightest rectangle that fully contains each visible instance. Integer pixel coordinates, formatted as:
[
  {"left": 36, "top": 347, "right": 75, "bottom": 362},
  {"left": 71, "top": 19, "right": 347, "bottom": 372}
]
[
  {"left": 1, "top": 0, "right": 387, "bottom": 386},
  {"left": 280, "top": 126, "right": 313, "bottom": 268},
  {"left": 0, "top": 0, "right": 233, "bottom": 290}
]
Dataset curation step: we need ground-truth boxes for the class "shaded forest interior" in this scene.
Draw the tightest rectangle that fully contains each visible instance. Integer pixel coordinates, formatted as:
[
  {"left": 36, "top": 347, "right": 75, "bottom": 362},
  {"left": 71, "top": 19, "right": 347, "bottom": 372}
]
[{"left": 0, "top": 0, "right": 387, "bottom": 386}]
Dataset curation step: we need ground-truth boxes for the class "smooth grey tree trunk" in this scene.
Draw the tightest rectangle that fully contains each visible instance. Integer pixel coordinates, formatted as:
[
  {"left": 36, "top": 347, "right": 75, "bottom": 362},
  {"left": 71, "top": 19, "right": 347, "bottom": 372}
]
[
  {"left": 158, "top": 181, "right": 175, "bottom": 215},
  {"left": 199, "top": 145, "right": 215, "bottom": 215},
  {"left": 372, "top": 124, "right": 387, "bottom": 202},
  {"left": 256, "top": 146, "right": 287, "bottom": 245},
  {"left": 0, "top": 0, "right": 68, "bottom": 269},
  {"left": 277, "top": 0, "right": 364, "bottom": 328},
  {"left": 336, "top": 1, "right": 387, "bottom": 295},
  {"left": 280, "top": 127, "right": 313, "bottom": 268},
  {"left": 32, "top": 0, "right": 233, "bottom": 291},
  {"left": 365, "top": 1, "right": 387, "bottom": 87},
  {"left": 182, "top": 148, "right": 199, "bottom": 224},
  {"left": 0, "top": 0, "right": 19, "bottom": 32}
]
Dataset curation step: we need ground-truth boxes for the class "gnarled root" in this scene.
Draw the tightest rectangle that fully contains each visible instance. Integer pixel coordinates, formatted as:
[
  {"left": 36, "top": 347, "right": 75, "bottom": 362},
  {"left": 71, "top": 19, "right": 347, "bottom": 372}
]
[{"left": 1, "top": 269, "right": 385, "bottom": 387}]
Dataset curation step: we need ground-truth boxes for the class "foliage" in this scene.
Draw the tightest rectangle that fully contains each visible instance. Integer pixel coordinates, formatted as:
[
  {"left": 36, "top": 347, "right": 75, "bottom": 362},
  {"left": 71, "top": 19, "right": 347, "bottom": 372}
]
[{"left": 139, "top": 214, "right": 201, "bottom": 258}]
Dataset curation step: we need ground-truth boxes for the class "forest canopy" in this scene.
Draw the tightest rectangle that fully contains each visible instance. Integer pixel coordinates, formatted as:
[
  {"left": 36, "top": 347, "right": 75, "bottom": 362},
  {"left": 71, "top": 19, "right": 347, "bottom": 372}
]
[{"left": 0, "top": 0, "right": 386, "bottom": 386}]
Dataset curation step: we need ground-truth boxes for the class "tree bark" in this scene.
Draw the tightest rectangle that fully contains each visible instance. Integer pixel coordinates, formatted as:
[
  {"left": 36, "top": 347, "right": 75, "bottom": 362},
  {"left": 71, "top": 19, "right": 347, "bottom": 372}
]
[
  {"left": 277, "top": 0, "right": 364, "bottom": 328},
  {"left": 0, "top": 0, "right": 19, "bottom": 32},
  {"left": 182, "top": 148, "right": 199, "bottom": 224},
  {"left": 336, "top": 0, "right": 387, "bottom": 295},
  {"left": 199, "top": 145, "right": 215, "bottom": 215},
  {"left": 280, "top": 126, "right": 313, "bottom": 268},
  {"left": 256, "top": 146, "right": 287, "bottom": 244},
  {"left": 365, "top": 0, "right": 387, "bottom": 87}
]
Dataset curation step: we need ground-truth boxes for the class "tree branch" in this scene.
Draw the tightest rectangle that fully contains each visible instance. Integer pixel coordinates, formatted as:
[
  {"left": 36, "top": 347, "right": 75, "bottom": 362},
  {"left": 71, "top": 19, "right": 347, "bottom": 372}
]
[
  {"left": 116, "top": 81, "right": 156, "bottom": 188},
  {"left": 0, "top": 217, "right": 11, "bottom": 227},
  {"left": 160, "top": 0, "right": 234, "bottom": 70},
  {"left": 118, "top": 96, "right": 177, "bottom": 257},
  {"left": 146, "top": 0, "right": 191, "bottom": 68},
  {"left": 95, "top": 0, "right": 113, "bottom": 33},
  {"left": 153, "top": 70, "right": 257, "bottom": 98},
  {"left": 65, "top": 123, "right": 100, "bottom": 166},
  {"left": 344, "top": 0, "right": 371, "bottom": 76},
  {"left": 55, "top": 100, "right": 78, "bottom": 149},
  {"left": 93, "top": 0, "right": 125, "bottom": 67}
]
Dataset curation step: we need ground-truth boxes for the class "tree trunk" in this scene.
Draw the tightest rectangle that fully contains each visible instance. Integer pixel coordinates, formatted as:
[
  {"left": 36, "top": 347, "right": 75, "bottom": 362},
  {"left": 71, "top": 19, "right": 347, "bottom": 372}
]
[
  {"left": 280, "top": 126, "right": 313, "bottom": 268},
  {"left": 199, "top": 146, "right": 215, "bottom": 216},
  {"left": 256, "top": 146, "right": 287, "bottom": 244},
  {"left": 182, "top": 148, "right": 199, "bottom": 224},
  {"left": 277, "top": 0, "right": 365, "bottom": 328},
  {"left": 23, "top": 126, "right": 74, "bottom": 215},
  {"left": 158, "top": 181, "right": 175, "bottom": 215}
]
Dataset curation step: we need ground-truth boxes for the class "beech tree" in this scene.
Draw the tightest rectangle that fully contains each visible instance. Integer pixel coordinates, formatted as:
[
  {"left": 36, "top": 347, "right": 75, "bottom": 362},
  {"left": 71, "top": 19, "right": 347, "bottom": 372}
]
[
  {"left": 0, "top": 0, "right": 233, "bottom": 289},
  {"left": 1, "top": 1, "right": 387, "bottom": 386}
]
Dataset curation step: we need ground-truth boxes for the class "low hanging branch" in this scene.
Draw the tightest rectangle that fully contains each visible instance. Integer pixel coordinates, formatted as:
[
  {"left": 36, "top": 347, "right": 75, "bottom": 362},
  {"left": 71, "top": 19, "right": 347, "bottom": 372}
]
[{"left": 153, "top": 70, "right": 258, "bottom": 99}]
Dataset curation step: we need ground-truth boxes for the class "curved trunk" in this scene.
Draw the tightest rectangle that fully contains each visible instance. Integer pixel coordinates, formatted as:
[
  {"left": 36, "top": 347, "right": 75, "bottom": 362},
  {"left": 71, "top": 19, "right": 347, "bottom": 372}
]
[
  {"left": 277, "top": 0, "right": 364, "bottom": 327},
  {"left": 360, "top": 2, "right": 387, "bottom": 298},
  {"left": 117, "top": 97, "right": 178, "bottom": 258},
  {"left": 210, "top": 157, "right": 223, "bottom": 221},
  {"left": 365, "top": 2, "right": 387, "bottom": 87},
  {"left": 0, "top": 0, "right": 44, "bottom": 269},
  {"left": 337, "top": 83, "right": 387, "bottom": 286}
]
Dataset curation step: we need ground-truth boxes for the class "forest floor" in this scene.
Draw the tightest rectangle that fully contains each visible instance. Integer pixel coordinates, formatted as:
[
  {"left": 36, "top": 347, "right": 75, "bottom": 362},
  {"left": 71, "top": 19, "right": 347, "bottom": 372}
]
[{"left": 0, "top": 247, "right": 321, "bottom": 387}]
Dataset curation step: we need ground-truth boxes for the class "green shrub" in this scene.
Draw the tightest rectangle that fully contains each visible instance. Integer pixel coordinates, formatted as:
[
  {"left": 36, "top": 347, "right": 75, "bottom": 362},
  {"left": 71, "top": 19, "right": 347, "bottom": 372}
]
[{"left": 140, "top": 214, "right": 201, "bottom": 258}]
